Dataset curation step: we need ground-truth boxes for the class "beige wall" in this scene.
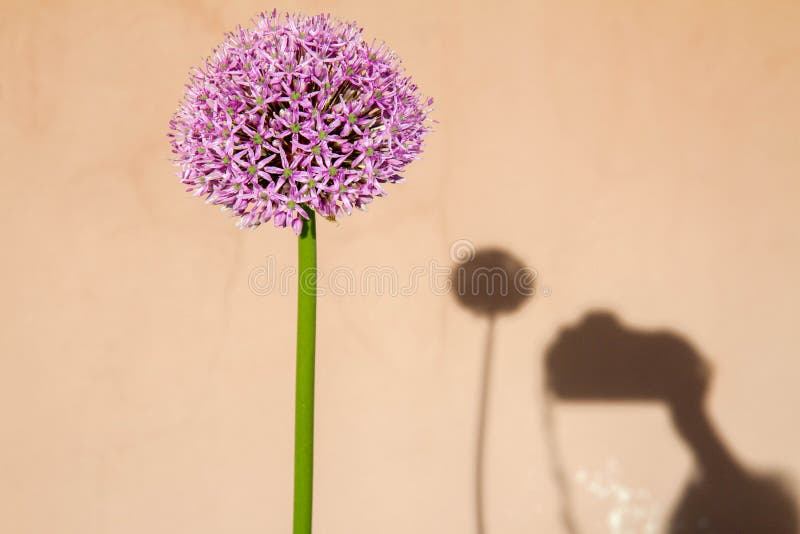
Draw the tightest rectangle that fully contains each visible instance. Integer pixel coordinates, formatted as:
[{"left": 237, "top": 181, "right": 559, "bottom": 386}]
[{"left": 1, "top": 0, "right": 799, "bottom": 532}]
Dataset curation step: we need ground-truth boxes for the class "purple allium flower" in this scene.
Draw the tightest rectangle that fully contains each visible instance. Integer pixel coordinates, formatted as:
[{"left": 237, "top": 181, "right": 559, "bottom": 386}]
[{"left": 169, "top": 11, "right": 433, "bottom": 233}]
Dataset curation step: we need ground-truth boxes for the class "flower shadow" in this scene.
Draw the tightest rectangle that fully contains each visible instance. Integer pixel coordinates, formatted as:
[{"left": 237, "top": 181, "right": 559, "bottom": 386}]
[{"left": 451, "top": 247, "right": 533, "bottom": 534}]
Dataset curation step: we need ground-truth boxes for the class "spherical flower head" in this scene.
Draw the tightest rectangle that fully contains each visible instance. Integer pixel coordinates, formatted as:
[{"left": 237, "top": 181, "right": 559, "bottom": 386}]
[{"left": 168, "top": 11, "right": 433, "bottom": 234}]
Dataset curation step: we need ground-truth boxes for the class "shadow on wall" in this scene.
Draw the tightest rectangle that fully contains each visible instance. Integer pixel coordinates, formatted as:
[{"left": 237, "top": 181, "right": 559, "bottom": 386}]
[
  {"left": 544, "top": 311, "right": 798, "bottom": 534},
  {"left": 451, "top": 247, "right": 533, "bottom": 534}
]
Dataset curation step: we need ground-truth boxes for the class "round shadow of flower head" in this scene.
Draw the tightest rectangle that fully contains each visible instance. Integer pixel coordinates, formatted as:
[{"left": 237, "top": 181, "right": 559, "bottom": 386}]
[
  {"left": 451, "top": 246, "right": 534, "bottom": 317},
  {"left": 451, "top": 245, "right": 534, "bottom": 534}
]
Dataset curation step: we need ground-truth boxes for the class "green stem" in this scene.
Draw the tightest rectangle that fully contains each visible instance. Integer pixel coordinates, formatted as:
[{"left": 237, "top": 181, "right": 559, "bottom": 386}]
[{"left": 293, "top": 211, "right": 317, "bottom": 534}]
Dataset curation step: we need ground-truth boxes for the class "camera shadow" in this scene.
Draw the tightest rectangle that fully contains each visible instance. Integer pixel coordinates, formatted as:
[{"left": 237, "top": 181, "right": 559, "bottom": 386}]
[{"left": 544, "top": 311, "right": 798, "bottom": 533}]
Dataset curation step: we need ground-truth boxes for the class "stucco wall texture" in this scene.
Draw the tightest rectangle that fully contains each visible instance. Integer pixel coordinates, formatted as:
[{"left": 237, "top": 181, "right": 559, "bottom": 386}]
[{"left": 1, "top": 1, "right": 799, "bottom": 533}]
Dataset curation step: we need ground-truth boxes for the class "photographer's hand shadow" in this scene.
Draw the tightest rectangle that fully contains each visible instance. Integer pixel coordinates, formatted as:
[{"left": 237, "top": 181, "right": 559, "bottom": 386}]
[{"left": 544, "top": 311, "right": 798, "bottom": 534}]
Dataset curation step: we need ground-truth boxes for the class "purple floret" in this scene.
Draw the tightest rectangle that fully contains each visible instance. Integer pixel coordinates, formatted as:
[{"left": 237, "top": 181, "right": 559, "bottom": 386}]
[{"left": 168, "top": 11, "right": 433, "bottom": 233}]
